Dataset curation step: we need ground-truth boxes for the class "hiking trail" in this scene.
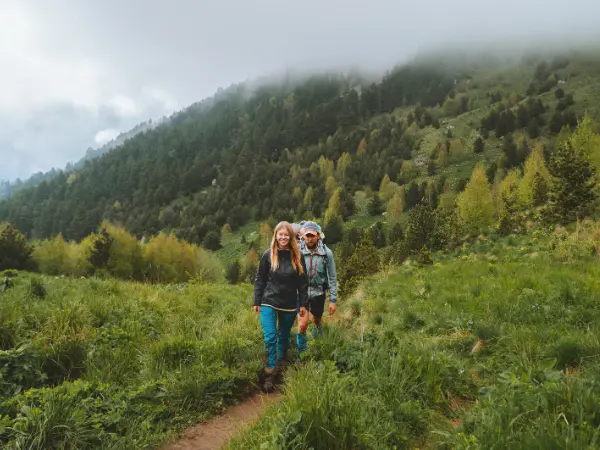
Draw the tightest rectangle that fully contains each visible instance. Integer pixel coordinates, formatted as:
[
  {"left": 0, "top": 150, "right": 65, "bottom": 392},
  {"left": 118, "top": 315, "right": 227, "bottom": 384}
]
[{"left": 161, "top": 391, "right": 281, "bottom": 450}]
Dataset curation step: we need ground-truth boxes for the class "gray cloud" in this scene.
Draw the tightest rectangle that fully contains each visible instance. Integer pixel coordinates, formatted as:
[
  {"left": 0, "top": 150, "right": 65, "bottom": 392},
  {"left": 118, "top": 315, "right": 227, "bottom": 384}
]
[{"left": 2, "top": 0, "right": 600, "bottom": 181}]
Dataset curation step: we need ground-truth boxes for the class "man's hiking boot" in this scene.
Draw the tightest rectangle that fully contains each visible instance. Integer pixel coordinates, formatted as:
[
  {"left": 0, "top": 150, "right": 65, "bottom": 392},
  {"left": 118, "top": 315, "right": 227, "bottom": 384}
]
[{"left": 277, "top": 358, "right": 289, "bottom": 372}]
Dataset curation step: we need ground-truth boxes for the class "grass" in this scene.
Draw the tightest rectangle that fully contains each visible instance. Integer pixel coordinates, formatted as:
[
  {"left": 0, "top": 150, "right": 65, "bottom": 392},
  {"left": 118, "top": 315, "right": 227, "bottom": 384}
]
[
  {"left": 0, "top": 275, "right": 261, "bottom": 449},
  {"left": 3, "top": 225, "right": 600, "bottom": 449},
  {"left": 229, "top": 227, "right": 600, "bottom": 449}
]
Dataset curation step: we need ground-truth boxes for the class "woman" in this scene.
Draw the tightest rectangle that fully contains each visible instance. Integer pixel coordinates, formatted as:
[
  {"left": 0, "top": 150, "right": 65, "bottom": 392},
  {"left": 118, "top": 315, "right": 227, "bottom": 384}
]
[{"left": 254, "top": 221, "right": 308, "bottom": 393}]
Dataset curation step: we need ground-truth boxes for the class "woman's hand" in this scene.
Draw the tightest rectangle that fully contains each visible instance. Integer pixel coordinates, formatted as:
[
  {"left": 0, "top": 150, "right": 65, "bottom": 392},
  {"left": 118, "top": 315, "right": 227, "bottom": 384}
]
[
  {"left": 253, "top": 305, "right": 260, "bottom": 314},
  {"left": 299, "top": 306, "right": 307, "bottom": 317}
]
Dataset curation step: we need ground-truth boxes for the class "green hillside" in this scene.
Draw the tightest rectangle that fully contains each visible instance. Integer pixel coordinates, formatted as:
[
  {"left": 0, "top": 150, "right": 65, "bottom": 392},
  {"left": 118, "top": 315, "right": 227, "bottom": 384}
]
[
  {"left": 2, "top": 222, "right": 600, "bottom": 448},
  {"left": 2, "top": 49, "right": 600, "bottom": 251},
  {"left": 230, "top": 224, "right": 600, "bottom": 449}
]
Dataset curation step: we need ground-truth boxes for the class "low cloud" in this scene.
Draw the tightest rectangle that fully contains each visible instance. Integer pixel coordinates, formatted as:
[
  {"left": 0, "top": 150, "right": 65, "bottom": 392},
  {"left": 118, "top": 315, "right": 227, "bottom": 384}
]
[
  {"left": 95, "top": 129, "right": 121, "bottom": 146},
  {"left": 2, "top": 0, "right": 600, "bottom": 181}
]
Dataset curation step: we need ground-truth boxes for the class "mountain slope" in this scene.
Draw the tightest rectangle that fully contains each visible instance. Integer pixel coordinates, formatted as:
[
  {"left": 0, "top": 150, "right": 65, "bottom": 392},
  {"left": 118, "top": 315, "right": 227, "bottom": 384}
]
[
  {"left": 1, "top": 49, "right": 599, "bottom": 245},
  {"left": 0, "top": 118, "right": 166, "bottom": 201}
]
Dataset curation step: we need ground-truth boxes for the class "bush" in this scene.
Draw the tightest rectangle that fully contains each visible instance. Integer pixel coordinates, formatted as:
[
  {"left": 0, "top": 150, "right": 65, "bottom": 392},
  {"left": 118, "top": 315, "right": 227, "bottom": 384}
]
[{"left": 28, "top": 277, "right": 47, "bottom": 299}]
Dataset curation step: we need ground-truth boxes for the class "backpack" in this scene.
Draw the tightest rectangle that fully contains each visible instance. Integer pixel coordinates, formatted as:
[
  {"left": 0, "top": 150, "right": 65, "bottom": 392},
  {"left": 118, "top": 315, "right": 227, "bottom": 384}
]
[{"left": 297, "top": 233, "right": 330, "bottom": 291}]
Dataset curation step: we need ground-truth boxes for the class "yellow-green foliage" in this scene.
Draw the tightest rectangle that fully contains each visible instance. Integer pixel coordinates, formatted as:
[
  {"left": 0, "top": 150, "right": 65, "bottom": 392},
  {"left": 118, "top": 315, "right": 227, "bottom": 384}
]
[
  {"left": 457, "top": 162, "right": 495, "bottom": 234},
  {"left": 570, "top": 113, "right": 600, "bottom": 173},
  {"left": 519, "top": 142, "right": 551, "bottom": 207},
  {"left": 399, "top": 160, "right": 419, "bottom": 180},
  {"left": 327, "top": 188, "right": 343, "bottom": 217},
  {"left": 221, "top": 223, "right": 233, "bottom": 245},
  {"left": 496, "top": 169, "right": 522, "bottom": 218},
  {"left": 33, "top": 234, "right": 92, "bottom": 277},
  {"left": 551, "top": 220, "right": 600, "bottom": 262},
  {"left": 318, "top": 156, "right": 334, "bottom": 179},
  {"left": 386, "top": 190, "right": 404, "bottom": 225},
  {"left": 303, "top": 186, "right": 314, "bottom": 209},
  {"left": 336, "top": 152, "right": 351, "bottom": 181},
  {"left": 380, "top": 174, "right": 400, "bottom": 202},
  {"left": 32, "top": 221, "right": 223, "bottom": 283},
  {"left": 325, "top": 176, "right": 338, "bottom": 197},
  {"left": 101, "top": 221, "right": 143, "bottom": 280},
  {"left": 143, "top": 232, "right": 200, "bottom": 283}
]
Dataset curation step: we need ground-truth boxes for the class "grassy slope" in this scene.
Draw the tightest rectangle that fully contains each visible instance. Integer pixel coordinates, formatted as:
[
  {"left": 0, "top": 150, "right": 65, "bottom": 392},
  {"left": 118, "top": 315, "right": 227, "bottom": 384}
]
[
  {"left": 2, "top": 225, "right": 600, "bottom": 448},
  {"left": 230, "top": 227, "right": 600, "bottom": 449},
  {"left": 0, "top": 276, "right": 259, "bottom": 449}
]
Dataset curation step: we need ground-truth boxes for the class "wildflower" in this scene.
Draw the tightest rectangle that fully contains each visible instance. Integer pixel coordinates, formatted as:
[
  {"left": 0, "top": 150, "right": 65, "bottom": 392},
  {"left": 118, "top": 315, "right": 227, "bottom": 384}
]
[{"left": 520, "top": 247, "right": 526, "bottom": 251}]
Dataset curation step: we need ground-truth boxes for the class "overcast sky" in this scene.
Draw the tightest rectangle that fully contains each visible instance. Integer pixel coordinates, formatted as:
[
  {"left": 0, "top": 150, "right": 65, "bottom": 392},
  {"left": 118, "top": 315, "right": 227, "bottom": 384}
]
[{"left": 2, "top": 0, "right": 599, "bottom": 182}]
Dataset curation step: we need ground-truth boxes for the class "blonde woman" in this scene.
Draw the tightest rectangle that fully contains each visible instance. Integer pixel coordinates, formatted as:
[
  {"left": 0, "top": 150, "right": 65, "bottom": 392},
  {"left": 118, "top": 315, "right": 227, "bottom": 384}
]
[{"left": 254, "top": 221, "right": 308, "bottom": 392}]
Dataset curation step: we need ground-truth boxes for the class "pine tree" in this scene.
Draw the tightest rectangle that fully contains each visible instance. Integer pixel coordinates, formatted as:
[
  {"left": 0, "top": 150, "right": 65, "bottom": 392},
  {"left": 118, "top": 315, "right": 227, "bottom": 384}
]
[
  {"left": 473, "top": 136, "right": 485, "bottom": 154},
  {"left": 486, "top": 161, "right": 498, "bottom": 184},
  {"left": 226, "top": 260, "right": 241, "bottom": 284},
  {"left": 366, "top": 221, "right": 386, "bottom": 248},
  {"left": 338, "top": 236, "right": 379, "bottom": 295},
  {"left": 531, "top": 172, "right": 549, "bottom": 206},
  {"left": 427, "top": 160, "right": 437, "bottom": 176},
  {"left": 387, "top": 222, "right": 404, "bottom": 244},
  {"left": 430, "top": 206, "right": 462, "bottom": 251},
  {"left": 323, "top": 210, "right": 344, "bottom": 244},
  {"left": 527, "top": 118, "right": 540, "bottom": 139},
  {"left": 89, "top": 227, "right": 113, "bottom": 271},
  {"left": 202, "top": 231, "right": 221, "bottom": 251},
  {"left": 456, "top": 162, "right": 495, "bottom": 234},
  {"left": 0, "top": 223, "right": 33, "bottom": 271},
  {"left": 501, "top": 134, "right": 519, "bottom": 169},
  {"left": 548, "top": 139, "right": 597, "bottom": 223},
  {"left": 367, "top": 193, "right": 384, "bottom": 216},
  {"left": 404, "top": 203, "right": 435, "bottom": 252}
]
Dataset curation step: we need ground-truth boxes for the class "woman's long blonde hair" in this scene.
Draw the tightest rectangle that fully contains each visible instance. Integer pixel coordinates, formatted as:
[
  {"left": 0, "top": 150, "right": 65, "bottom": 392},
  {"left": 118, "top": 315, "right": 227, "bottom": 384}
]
[{"left": 270, "top": 221, "right": 304, "bottom": 274}]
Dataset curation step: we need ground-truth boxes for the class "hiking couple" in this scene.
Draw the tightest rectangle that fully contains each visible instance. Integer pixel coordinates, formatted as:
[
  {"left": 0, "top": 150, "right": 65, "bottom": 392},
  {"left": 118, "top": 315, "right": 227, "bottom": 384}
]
[{"left": 253, "top": 220, "right": 338, "bottom": 393}]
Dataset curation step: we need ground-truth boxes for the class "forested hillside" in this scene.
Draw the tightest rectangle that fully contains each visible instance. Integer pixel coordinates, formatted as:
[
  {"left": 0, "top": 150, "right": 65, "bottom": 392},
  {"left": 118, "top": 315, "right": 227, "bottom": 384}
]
[
  {"left": 1, "top": 50, "right": 599, "bottom": 247},
  {"left": 0, "top": 119, "right": 165, "bottom": 201}
]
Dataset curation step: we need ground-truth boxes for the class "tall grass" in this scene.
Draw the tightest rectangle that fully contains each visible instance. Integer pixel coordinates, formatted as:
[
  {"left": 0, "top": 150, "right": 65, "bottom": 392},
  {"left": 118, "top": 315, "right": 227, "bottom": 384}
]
[
  {"left": 231, "top": 230, "right": 600, "bottom": 449},
  {"left": 0, "top": 274, "right": 260, "bottom": 449},
  {"left": 4, "top": 227, "right": 600, "bottom": 449}
]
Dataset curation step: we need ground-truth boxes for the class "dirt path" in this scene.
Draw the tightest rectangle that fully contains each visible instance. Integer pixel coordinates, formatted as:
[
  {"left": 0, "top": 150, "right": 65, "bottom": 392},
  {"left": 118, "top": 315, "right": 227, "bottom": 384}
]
[{"left": 161, "top": 391, "right": 281, "bottom": 450}]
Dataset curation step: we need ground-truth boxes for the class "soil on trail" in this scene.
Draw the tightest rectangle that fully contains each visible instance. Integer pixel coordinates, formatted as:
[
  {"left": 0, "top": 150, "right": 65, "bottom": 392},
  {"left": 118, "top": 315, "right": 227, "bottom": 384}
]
[{"left": 162, "top": 391, "right": 281, "bottom": 450}]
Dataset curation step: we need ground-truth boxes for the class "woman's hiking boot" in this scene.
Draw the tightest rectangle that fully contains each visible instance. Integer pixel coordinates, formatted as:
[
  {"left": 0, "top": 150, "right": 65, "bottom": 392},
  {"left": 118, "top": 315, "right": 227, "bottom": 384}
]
[{"left": 262, "top": 368, "right": 276, "bottom": 393}]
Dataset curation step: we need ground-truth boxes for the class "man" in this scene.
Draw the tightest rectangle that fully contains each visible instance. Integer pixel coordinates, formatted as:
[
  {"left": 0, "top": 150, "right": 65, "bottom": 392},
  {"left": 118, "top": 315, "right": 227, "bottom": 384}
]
[{"left": 296, "top": 221, "right": 338, "bottom": 359}]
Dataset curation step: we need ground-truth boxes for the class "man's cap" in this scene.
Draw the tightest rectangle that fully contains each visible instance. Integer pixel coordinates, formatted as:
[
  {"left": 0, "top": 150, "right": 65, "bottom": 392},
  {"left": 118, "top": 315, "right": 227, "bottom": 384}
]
[{"left": 302, "top": 221, "right": 319, "bottom": 235}]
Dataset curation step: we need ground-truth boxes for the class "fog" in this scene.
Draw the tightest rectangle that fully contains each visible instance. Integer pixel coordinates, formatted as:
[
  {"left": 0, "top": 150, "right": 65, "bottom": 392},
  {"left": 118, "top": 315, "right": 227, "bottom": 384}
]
[{"left": 2, "top": 0, "right": 599, "bottom": 181}]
